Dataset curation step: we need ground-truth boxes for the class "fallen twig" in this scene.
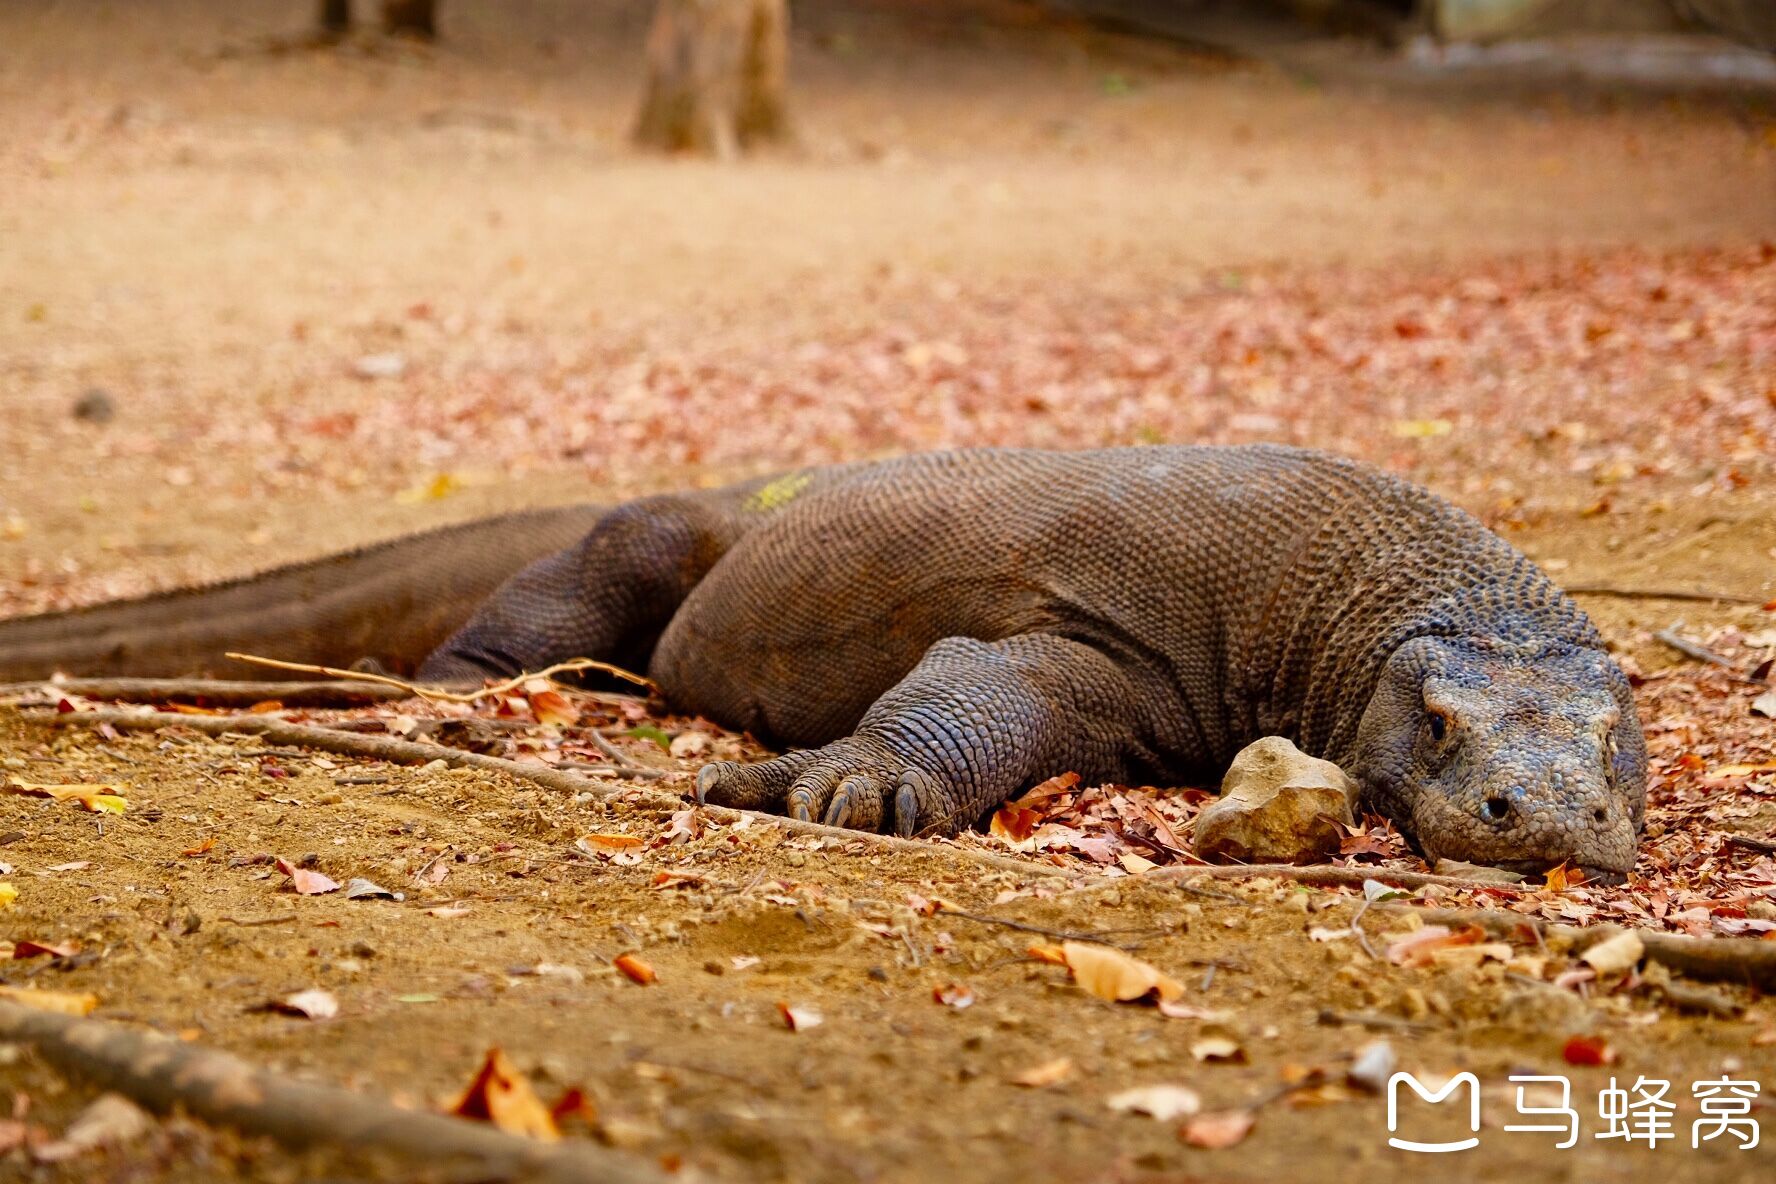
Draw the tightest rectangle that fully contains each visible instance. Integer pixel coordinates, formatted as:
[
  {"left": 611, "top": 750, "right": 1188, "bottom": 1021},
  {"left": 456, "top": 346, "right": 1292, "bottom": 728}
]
[
  {"left": 1393, "top": 905, "right": 1776, "bottom": 992},
  {"left": 1726, "top": 834, "right": 1776, "bottom": 855},
  {"left": 0, "top": 677, "right": 412, "bottom": 707},
  {"left": 225, "top": 650, "right": 658, "bottom": 700},
  {"left": 935, "top": 905, "right": 1150, "bottom": 947},
  {"left": 40, "top": 707, "right": 1083, "bottom": 883},
  {"left": 1093, "top": 862, "right": 1522, "bottom": 896},
  {"left": 0, "top": 999, "right": 659, "bottom": 1184},
  {"left": 558, "top": 761, "right": 672, "bottom": 781},
  {"left": 1564, "top": 584, "right": 1766, "bottom": 607},
  {"left": 1653, "top": 629, "right": 1737, "bottom": 669}
]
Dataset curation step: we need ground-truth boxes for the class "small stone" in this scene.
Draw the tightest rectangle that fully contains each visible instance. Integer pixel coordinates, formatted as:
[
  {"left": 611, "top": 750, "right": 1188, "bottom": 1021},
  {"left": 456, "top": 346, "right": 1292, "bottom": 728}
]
[
  {"left": 1193, "top": 736, "right": 1359, "bottom": 864},
  {"left": 352, "top": 352, "right": 407, "bottom": 380},
  {"left": 72, "top": 388, "right": 115, "bottom": 424},
  {"left": 1347, "top": 1039, "right": 1396, "bottom": 1092}
]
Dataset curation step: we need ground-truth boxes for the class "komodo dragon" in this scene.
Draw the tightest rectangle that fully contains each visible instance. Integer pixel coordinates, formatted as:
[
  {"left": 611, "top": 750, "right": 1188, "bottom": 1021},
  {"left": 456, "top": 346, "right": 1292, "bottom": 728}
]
[{"left": 0, "top": 446, "right": 1646, "bottom": 879}]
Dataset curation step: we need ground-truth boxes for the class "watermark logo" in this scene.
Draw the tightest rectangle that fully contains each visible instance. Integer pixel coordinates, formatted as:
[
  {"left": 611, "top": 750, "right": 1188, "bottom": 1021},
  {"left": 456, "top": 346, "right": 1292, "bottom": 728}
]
[
  {"left": 1387, "top": 1071, "right": 1480, "bottom": 1153},
  {"left": 1386, "top": 1072, "right": 1762, "bottom": 1154}
]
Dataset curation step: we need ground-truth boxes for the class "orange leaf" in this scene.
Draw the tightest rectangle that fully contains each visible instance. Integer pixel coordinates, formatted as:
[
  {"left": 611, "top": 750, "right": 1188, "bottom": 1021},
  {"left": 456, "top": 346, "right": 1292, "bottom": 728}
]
[
  {"left": 989, "top": 803, "right": 1042, "bottom": 843},
  {"left": 578, "top": 833, "right": 644, "bottom": 851},
  {"left": 1061, "top": 941, "right": 1184, "bottom": 1003},
  {"left": 1562, "top": 1035, "right": 1616, "bottom": 1066},
  {"left": 549, "top": 1086, "right": 599, "bottom": 1127},
  {"left": 247, "top": 699, "right": 286, "bottom": 714},
  {"left": 1013, "top": 771, "right": 1081, "bottom": 807},
  {"left": 614, "top": 954, "right": 656, "bottom": 985},
  {"left": 12, "top": 939, "right": 78, "bottom": 959},
  {"left": 274, "top": 857, "right": 341, "bottom": 896},
  {"left": 531, "top": 690, "right": 580, "bottom": 727},
  {"left": 1180, "top": 1109, "right": 1255, "bottom": 1149},
  {"left": 0, "top": 985, "right": 98, "bottom": 1016},
  {"left": 182, "top": 837, "right": 217, "bottom": 858},
  {"left": 1026, "top": 943, "right": 1068, "bottom": 966},
  {"left": 448, "top": 1048, "right": 560, "bottom": 1141},
  {"left": 776, "top": 1002, "right": 823, "bottom": 1031},
  {"left": 1384, "top": 924, "right": 1486, "bottom": 968},
  {"left": 933, "top": 983, "right": 975, "bottom": 1009}
]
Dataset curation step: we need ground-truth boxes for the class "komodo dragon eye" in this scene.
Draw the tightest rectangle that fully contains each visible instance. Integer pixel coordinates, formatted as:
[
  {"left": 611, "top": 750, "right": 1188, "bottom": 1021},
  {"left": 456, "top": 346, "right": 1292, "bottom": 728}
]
[{"left": 1427, "top": 711, "right": 1448, "bottom": 742}]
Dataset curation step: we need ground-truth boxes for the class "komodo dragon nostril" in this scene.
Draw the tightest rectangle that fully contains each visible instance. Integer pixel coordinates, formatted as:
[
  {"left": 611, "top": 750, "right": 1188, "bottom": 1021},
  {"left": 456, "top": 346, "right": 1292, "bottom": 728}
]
[{"left": 1483, "top": 796, "right": 1511, "bottom": 823}]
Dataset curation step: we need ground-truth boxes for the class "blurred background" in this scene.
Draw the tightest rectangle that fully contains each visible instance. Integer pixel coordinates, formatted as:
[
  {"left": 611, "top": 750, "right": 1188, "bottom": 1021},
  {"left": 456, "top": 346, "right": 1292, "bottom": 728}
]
[{"left": 2, "top": 0, "right": 1773, "bottom": 629}]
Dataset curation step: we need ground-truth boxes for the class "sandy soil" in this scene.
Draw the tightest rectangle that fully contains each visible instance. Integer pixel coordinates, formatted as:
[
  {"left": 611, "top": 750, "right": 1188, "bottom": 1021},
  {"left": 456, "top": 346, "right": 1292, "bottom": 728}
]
[{"left": 1, "top": 2, "right": 1775, "bottom": 1181}]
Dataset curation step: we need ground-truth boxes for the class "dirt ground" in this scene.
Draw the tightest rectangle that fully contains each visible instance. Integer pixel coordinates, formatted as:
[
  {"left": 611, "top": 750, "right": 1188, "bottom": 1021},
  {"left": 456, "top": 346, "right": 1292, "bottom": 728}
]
[{"left": 2, "top": 1, "right": 1775, "bottom": 1181}]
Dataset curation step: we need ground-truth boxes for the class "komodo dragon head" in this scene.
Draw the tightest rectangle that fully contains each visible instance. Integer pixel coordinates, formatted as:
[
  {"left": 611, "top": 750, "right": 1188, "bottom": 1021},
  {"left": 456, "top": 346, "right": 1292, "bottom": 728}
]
[{"left": 1350, "top": 636, "right": 1646, "bottom": 884}]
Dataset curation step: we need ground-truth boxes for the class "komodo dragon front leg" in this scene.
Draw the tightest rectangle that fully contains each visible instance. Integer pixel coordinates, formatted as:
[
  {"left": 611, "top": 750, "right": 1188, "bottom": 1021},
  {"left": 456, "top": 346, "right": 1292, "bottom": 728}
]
[
  {"left": 417, "top": 494, "right": 755, "bottom": 685},
  {"left": 695, "top": 634, "right": 1169, "bottom": 836}
]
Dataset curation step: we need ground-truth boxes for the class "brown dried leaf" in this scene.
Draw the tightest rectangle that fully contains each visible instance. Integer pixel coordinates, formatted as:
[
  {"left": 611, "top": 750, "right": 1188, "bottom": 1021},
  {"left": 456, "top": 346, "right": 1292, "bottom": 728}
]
[
  {"left": 613, "top": 954, "right": 656, "bottom": 985},
  {"left": 448, "top": 1048, "right": 560, "bottom": 1141},
  {"left": 1180, "top": 1109, "right": 1255, "bottom": 1149},
  {"left": 1061, "top": 941, "right": 1184, "bottom": 1003},
  {"left": 1011, "top": 1057, "right": 1074, "bottom": 1088}
]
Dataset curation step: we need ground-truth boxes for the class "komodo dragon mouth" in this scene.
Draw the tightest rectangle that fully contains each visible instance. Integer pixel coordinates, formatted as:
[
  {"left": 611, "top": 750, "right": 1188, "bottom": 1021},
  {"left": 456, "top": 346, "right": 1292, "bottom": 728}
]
[{"left": 0, "top": 445, "right": 1648, "bottom": 878}]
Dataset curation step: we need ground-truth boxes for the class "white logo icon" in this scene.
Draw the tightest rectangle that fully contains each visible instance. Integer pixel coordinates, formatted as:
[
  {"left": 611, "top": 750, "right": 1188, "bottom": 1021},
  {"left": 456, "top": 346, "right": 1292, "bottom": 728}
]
[{"left": 1388, "top": 1071, "right": 1481, "bottom": 1153}]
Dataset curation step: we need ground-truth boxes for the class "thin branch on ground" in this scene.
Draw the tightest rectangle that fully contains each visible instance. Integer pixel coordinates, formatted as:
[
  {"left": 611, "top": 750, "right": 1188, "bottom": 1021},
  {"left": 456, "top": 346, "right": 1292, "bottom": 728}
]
[
  {"left": 935, "top": 905, "right": 1150, "bottom": 947},
  {"left": 1393, "top": 905, "right": 1776, "bottom": 992},
  {"left": 1726, "top": 834, "right": 1776, "bottom": 855},
  {"left": 1564, "top": 584, "right": 1766, "bottom": 607},
  {"left": 558, "top": 761, "right": 672, "bottom": 781},
  {"left": 1652, "top": 629, "right": 1738, "bottom": 669},
  {"left": 224, "top": 650, "right": 658, "bottom": 699},
  {"left": 0, "top": 677, "right": 412, "bottom": 707},
  {"left": 0, "top": 999, "right": 660, "bottom": 1184},
  {"left": 40, "top": 707, "right": 1083, "bottom": 883}
]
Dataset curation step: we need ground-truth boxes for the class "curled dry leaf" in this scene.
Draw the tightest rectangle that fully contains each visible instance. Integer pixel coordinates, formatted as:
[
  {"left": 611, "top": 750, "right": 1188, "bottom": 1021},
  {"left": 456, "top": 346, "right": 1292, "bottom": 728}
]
[
  {"left": 1027, "top": 943, "right": 1068, "bottom": 966},
  {"left": 529, "top": 689, "right": 580, "bottom": 727},
  {"left": 259, "top": 988, "right": 339, "bottom": 1020},
  {"left": 182, "top": 837, "right": 217, "bottom": 857},
  {"left": 777, "top": 1002, "right": 823, "bottom": 1031},
  {"left": 0, "top": 985, "right": 98, "bottom": 1016},
  {"left": 1383, "top": 924, "right": 1487, "bottom": 967},
  {"left": 448, "top": 1048, "right": 560, "bottom": 1142},
  {"left": 933, "top": 983, "right": 976, "bottom": 1009},
  {"left": 4, "top": 779, "right": 128, "bottom": 814},
  {"left": 1562, "top": 1035, "right": 1617, "bottom": 1066},
  {"left": 1061, "top": 941, "right": 1184, "bottom": 1003},
  {"left": 578, "top": 833, "right": 645, "bottom": 855},
  {"left": 11, "top": 939, "right": 78, "bottom": 960},
  {"left": 1011, "top": 1057, "right": 1074, "bottom": 1088},
  {"left": 1107, "top": 1084, "right": 1201, "bottom": 1121},
  {"left": 0, "top": 884, "right": 15, "bottom": 909},
  {"left": 1579, "top": 931, "right": 1645, "bottom": 975},
  {"left": 613, "top": 954, "right": 657, "bottom": 985},
  {"left": 1189, "top": 1036, "right": 1245, "bottom": 1064},
  {"left": 274, "top": 858, "right": 340, "bottom": 896},
  {"left": 1180, "top": 1108, "right": 1255, "bottom": 1149},
  {"left": 31, "top": 1093, "right": 153, "bottom": 1162}
]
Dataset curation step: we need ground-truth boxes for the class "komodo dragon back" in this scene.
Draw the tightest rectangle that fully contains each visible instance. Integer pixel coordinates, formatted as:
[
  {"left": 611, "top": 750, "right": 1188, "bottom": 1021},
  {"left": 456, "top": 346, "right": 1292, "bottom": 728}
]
[{"left": 0, "top": 505, "right": 603, "bottom": 683}]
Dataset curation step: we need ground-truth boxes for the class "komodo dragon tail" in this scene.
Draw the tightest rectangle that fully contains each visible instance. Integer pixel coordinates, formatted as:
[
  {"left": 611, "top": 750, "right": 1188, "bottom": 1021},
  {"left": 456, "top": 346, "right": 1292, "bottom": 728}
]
[{"left": 0, "top": 505, "right": 604, "bottom": 683}]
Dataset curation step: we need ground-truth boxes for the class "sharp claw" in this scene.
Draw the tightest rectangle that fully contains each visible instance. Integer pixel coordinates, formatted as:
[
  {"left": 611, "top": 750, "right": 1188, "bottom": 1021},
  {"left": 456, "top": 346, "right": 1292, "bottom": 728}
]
[
  {"left": 893, "top": 781, "right": 918, "bottom": 838},
  {"left": 695, "top": 764, "right": 721, "bottom": 805},
  {"left": 788, "top": 786, "right": 816, "bottom": 822},
  {"left": 823, "top": 785, "right": 854, "bottom": 828}
]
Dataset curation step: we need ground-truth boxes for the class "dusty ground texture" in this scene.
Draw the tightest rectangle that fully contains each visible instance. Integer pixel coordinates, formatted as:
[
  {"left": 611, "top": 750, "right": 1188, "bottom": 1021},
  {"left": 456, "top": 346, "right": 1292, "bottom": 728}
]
[{"left": 2, "top": 1, "right": 1776, "bottom": 1181}]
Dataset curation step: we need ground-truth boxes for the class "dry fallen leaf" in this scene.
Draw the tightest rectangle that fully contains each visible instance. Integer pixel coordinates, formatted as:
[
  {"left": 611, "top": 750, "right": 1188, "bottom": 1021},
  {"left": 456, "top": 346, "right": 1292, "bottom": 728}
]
[
  {"left": 11, "top": 939, "right": 78, "bottom": 960},
  {"left": 1384, "top": 924, "right": 1487, "bottom": 967},
  {"left": 613, "top": 954, "right": 657, "bottom": 985},
  {"left": 530, "top": 689, "right": 580, "bottom": 727},
  {"left": 1062, "top": 941, "right": 1184, "bottom": 1003},
  {"left": 1579, "top": 930, "right": 1645, "bottom": 975},
  {"left": 449, "top": 1048, "right": 560, "bottom": 1141},
  {"left": 4, "top": 779, "right": 128, "bottom": 814},
  {"left": 274, "top": 858, "right": 340, "bottom": 896},
  {"left": 1189, "top": 1036, "right": 1246, "bottom": 1064},
  {"left": 776, "top": 1002, "right": 823, "bottom": 1031},
  {"left": 933, "top": 983, "right": 976, "bottom": 1009},
  {"left": 31, "top": 1093, "right": 153, "bottom": 1162},
  {"left": 1562, "top": 1035, "right": 1617, "bottom": 1066},
  {"left": 1107, "top": 1084, "right": 1201, "bottom": 1121},
  {"left": 1026, "top": 943, "right": 1068, "bottom": 966},
  {"left": 1011, "top": 1057, "right": 1074, "bottom": 1088},
  {"left": 578, "top": 833, "right": 645, "bottom": 853},
  {"left": 0, "top": 884, "right": 15, "bottom": 909},
  {"left": 1180, "top": 1108, "right": 1255, "bottom": 1149},
  {"left": 181, "top": 837, "right": 217, "bottom": 858},
  {"left": 257, "top": 988, "right": 339, "bottom": 1020},
  {"left": 0, "top": 985, "right": 99, "bottom": 1016}
]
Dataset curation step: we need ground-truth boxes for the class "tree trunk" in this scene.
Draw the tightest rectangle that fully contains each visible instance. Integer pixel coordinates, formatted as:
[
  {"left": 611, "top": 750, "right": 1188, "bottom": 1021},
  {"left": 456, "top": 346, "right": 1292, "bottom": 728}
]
[
  {"left": 318, "top": 0, "right": 352, "bottom": 36},
  {"left": 632, "top": 0, "right": 791, "bottom": 158},
  {"left": 381, "top": 0, "right": 438, "bottom": 39}
]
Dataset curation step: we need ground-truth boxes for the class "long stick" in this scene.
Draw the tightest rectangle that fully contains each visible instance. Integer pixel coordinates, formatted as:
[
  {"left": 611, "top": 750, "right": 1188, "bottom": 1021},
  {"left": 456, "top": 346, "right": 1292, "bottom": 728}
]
[
  {"left": 0, "top": 677, "right": 412, "bottom": 707},
  {"left": 225, "top": 651, "right": 658, "bottom": 700},
  {"left": 44, "top": 707, "right": 1081, "bottom": 883},
  {"left": 0, "top": 1000, "right": 658, "bottom": 1184},
  {"left": 1397, "top": 905, "right": 1776, "bottom": 992},
  {"left": 1564, "top": 584, "right": 1765, "bottom": 607}
]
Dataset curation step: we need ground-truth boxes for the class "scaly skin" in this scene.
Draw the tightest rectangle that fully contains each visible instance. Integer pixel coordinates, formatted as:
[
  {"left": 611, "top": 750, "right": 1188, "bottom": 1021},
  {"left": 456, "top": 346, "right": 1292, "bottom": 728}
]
[
  {"left": 0, "top": 447, "right": 1646, "bottom": 877},
  {"left": 422, "top": 446, "right": 1646, "bottom": 878}
]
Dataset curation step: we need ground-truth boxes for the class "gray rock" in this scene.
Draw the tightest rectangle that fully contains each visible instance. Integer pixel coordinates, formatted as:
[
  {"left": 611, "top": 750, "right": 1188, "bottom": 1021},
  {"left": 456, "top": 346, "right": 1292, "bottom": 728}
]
[{"left": 1192, "top": 736, "right": 1358, "bottom": 865}]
